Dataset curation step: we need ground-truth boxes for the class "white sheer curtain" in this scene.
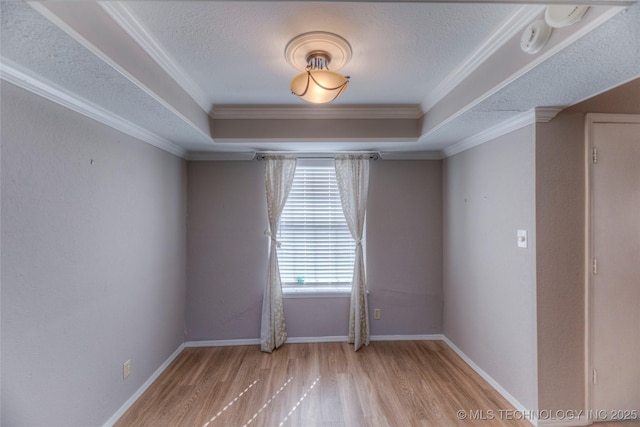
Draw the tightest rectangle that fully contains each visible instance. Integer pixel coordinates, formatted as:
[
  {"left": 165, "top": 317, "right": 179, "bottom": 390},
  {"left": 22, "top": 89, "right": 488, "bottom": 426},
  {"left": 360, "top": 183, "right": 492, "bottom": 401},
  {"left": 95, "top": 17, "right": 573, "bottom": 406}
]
[
  {"left": 335, "top": 155, "right": 370, "bottom": 351},
  {"left": 261, "top": 156, "right": 297, "bottom": 353}
]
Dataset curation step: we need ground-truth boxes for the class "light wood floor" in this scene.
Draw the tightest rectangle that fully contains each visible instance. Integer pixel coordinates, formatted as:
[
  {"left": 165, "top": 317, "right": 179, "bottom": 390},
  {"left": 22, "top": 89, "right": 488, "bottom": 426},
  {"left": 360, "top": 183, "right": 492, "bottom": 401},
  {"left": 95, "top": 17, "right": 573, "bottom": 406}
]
[{"left": 115, "top": 341, "right": 637, "bottom": 427}]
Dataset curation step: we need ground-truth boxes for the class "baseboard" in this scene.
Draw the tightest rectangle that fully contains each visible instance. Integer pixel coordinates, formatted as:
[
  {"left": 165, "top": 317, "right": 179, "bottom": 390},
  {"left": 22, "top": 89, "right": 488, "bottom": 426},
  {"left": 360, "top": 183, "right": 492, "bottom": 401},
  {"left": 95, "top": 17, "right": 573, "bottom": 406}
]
[
  {"left": 185, "top": 334, "right": 445, "bottom": 347},
  {"left": 371, "top": 334, "right": 444, "bottom": 341},
  {"left": 442, "top": 336, "right": 536, "bottom": 427},
  {"left": 185, "top": 338, "right": 261, "bottom": 347},
  {"left": 104, "top": 335, "right": 535, "bottom": 426},
  {"left": 288, "top": 336, "right": 348, "bottom": 343},
  {"left": 287, "top": 334, "right": 444, "bottom": 343},
  {"left": 537, "top": 416, "right": 589, "bottom": 426},
  {"left": 102, "top": 343, "right": 185, "bottom": 427}
]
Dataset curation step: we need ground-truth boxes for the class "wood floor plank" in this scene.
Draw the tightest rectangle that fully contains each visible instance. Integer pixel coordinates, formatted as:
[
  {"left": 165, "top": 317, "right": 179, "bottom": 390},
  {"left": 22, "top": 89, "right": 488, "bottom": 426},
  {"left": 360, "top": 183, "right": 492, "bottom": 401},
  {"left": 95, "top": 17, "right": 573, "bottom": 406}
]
[
  {"left": 114, "top": 341, "right": 637, "bottom": 427},
  {"left": 336, "top": 372, "right": 367, "bottom": 427}
]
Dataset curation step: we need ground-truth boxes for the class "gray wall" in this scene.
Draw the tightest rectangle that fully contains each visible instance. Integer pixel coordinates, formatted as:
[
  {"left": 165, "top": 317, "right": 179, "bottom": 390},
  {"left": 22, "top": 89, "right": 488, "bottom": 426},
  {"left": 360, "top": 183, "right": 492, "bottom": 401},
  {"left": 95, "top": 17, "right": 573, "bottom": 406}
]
[
  {"left": 443, "top": 125, "right": 538, "bottom": 411},
  {"left": 1, "top": 82, "right": 187, "bottom": 427},
  {"left": 535, "top": 77, "right": 640, "bottom": 412},
  {"left": 567, "top": 77, "right": 640, "bottom": 114},
  {"left": 7, "top": 69, "right": 633, "bottom": 426},
  {"left": 186, "top": 160, "right": 443, "bottom": 340},
  {"left": 535, "top": 112, "right": 585, "bottom": 412},
  {"left": 367, "top": 160, "right": 443, "bottom": 335},
  {"left": 186, "top": 161, "right": 267, "bottom": 340}
]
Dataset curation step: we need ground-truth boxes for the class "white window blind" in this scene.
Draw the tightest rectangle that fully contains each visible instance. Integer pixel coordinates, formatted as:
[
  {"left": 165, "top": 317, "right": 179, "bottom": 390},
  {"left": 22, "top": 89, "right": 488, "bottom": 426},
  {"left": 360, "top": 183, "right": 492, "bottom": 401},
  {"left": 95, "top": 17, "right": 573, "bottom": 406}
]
[{"left": 278, "top": 164, "right": 354, "bottom": 287}]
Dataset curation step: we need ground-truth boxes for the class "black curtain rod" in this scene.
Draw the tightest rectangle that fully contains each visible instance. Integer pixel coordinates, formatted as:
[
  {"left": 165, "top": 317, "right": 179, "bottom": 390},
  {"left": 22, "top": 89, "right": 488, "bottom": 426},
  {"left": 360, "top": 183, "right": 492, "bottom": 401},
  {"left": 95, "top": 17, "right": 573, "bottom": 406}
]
[{"left": 255, "top": 153, "right": 380, "bottom": 161}]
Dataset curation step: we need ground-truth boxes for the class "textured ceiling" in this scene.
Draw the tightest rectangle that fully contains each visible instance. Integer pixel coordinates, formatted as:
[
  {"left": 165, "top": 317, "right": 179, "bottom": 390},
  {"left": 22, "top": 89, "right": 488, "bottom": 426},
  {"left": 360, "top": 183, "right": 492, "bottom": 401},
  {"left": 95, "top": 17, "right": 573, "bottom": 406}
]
[
  {"left": 1, "top": 1, "right": 638, "bottom": 158},
  {"left": 124, "top": 1, "right": 519, "bottom": 106},
  {"left": 422, "top": 2, "right": 640, "bottom": 152},
  {"left": 0, "top": 1, "right": 214, "bottom": 151}
]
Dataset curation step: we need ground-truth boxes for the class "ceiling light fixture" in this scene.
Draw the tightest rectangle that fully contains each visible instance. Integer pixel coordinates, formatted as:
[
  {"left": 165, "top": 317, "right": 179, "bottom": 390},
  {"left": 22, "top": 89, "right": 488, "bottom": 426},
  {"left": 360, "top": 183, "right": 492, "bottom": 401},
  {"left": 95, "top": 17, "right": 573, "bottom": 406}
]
[{"left": 285, "top": 31, "right": 352, "bottom": 104}]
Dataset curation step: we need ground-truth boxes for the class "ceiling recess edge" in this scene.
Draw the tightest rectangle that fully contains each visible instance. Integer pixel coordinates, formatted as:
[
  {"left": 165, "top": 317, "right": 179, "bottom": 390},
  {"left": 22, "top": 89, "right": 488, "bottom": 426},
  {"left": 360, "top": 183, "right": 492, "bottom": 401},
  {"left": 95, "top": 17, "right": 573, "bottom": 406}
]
[
  {"left": 28, "top": 1, "right": 215, "bottom": 145},
  {"left": 99, "top": 1, "right": 212, "bottom": 112},
  {"left": 421, "top": 4, "right": 544, "bottom": 112},
  {"left": 0, "top": 58, "right": 188, "bottom": 158},
  {"left": 417, "top": 5, "right": 626, "bottom": 145}
]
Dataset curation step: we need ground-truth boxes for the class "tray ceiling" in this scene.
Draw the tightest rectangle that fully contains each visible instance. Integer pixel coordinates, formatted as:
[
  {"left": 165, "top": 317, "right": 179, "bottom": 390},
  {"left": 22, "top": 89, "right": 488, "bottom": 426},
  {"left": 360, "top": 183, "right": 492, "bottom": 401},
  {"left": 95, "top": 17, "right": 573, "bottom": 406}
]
[{"left": 1, "top": 1, "right": 639, "bottom": 159}]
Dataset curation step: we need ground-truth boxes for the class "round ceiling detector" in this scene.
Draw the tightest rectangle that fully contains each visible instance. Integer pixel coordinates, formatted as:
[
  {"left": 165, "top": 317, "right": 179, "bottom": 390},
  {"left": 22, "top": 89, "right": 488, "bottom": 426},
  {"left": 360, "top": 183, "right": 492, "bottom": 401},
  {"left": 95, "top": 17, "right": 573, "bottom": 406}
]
[
  {"left": 545, "top": 5, "right": 590, "bottom": 28},
  {"left": 520, "top": 20, "right": 553, "bottom": 55}
]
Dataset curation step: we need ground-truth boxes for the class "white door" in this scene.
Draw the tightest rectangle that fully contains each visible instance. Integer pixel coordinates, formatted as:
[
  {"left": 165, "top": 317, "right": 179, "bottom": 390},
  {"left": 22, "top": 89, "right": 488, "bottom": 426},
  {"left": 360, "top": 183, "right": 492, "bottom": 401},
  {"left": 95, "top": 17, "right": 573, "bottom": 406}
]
[{"left": 590, "top": 116, "right": 640, "bottom": 418}]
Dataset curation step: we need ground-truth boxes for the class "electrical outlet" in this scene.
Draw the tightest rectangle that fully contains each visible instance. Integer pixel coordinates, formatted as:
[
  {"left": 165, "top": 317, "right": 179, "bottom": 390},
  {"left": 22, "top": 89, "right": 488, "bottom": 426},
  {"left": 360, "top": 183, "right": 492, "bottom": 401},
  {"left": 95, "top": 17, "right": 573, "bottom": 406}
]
[
  {"left": 123, "top": 359, "right": 131, "bottom": 380},
  {"left": 373, "top": 308, "right": 381, "bottom": 320}
]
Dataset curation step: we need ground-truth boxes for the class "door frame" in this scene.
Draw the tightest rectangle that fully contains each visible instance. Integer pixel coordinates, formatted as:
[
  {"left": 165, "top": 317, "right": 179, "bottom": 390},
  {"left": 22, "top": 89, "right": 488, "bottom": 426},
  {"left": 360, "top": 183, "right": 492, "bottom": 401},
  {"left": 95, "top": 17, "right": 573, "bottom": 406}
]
[{"left": 584, "top": 113, "right": 640, "bottom": 415}]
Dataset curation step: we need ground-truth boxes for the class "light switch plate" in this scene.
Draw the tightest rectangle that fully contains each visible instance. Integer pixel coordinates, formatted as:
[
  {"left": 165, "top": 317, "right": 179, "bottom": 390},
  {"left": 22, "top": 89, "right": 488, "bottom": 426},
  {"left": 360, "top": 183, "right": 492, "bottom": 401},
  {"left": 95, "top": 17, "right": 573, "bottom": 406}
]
[
  {"left": 123, "top": 359, "right": 131, "bottom": 380},
  {"left": 517, "top": 230, "right": 528, "bottom": 248}
]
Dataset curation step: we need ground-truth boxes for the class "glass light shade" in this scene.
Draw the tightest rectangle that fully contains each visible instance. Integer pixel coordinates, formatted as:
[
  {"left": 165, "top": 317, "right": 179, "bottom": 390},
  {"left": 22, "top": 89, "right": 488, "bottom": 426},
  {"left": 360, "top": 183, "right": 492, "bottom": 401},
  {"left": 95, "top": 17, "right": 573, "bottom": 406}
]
[{"left": 290, "top": 69, "right": 349, "bottom": 104}]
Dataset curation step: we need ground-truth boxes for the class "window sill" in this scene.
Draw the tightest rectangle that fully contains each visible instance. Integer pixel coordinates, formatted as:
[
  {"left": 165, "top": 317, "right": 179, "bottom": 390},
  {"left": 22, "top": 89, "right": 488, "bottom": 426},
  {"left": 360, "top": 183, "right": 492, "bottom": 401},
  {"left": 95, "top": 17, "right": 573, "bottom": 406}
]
[{"left": 282, "top": 286, "right": 351, "bottom": 299}]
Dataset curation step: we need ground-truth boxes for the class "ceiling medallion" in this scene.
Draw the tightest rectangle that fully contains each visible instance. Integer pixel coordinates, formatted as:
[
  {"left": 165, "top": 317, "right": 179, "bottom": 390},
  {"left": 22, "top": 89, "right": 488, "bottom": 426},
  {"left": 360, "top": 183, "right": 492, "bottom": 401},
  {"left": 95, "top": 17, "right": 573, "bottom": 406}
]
[{"left": 285, "top": 31, "right": 352, "bottom": 104}]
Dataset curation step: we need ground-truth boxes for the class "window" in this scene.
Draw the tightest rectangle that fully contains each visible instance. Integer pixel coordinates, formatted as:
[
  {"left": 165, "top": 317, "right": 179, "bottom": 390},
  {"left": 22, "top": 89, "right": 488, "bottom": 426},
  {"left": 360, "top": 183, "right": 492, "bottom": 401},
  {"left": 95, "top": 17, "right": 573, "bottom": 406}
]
[{"left": 278, "top": 160, "right": 354, "bottom": 294}]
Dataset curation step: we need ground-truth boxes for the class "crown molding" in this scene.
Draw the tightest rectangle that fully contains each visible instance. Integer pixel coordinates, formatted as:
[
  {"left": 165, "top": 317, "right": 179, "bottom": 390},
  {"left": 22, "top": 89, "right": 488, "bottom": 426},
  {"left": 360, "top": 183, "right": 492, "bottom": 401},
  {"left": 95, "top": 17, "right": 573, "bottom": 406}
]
[
  {"left": 1, "top": 59, "right": 188, "bottom": 159},
  {"left": 535, "top": 107, "right": 564, "bottom": 122},
  {"left": 422, "top": 5, "right": 545, "bottom": 112},
  {"left": 29, "top": 1, "right": 213, "bottom": 144},
  {"left": 190, "top": 151, "right": 443, "bottom": 161},
  {"left": 419, "top": 5, "right": 625, "bottom": 145},
  {"left": 379, "top": 151, "right": 443, "bottom": 160},
  {"left": 442, "top": 110, "right": 535, "bottom": 158},
  {"left": 99, "top": 2, "right": 211, "bottom": 112},
  {"left": 188, "top": 151, "right": 258, "bottom": 161},
  {"left": 236, "top": 0, "right": 632, "bottom": 3},
  {"left": 469, "top": 7, "right": 626, "bottom": 120},
  {"left": 210, "top": 105, "right": 423, "bottom": 120}
]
